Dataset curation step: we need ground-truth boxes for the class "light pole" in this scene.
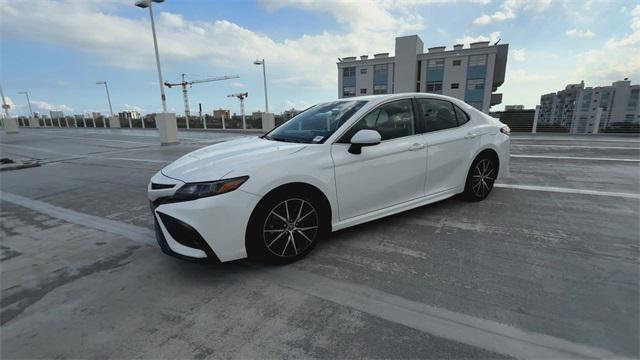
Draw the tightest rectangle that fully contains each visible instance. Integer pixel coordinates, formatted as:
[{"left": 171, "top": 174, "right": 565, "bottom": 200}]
[
  {"left": 17, "top": 91, "right": 33, "bottom": 117},
  {"left": 136, "top": 0, "right": 167, "bottom": 113},
  {"left": 96, "top": 81, "right": 114, "bottom": 116},
  {"left": 253, "top": 58, "right": 269, "bottom": 113},
  {"left": 0, "top": 84, "right": 18, "bottom": 133},
  {"left": 136, "top": 0, "right": 178, "bottom": 145}
]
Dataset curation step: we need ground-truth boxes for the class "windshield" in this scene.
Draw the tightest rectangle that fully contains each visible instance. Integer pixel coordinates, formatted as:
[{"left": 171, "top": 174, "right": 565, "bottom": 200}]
[{"left": 264, "top": 100, "right": 367, "bottom": 144}]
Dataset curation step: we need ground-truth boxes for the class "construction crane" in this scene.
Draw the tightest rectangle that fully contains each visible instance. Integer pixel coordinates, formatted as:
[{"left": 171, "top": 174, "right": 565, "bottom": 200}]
[
  {"left": 165, "top": 74, "right": 239, "bottom": 127},
  {"left": 227, "top": 92, "right": 248, "bottom": 130}
]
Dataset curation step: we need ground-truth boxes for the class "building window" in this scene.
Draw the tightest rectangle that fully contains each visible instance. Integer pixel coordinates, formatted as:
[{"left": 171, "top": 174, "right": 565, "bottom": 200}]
[
  {"left": 374, "top": 64, "right": 388, "bottom": 76},
  {"left": 627, "top": 89, "right": 639, "bottom": 110},
  {"left": 343, "top": 86, "right": 356, "bottom": 97},
  {"left": 427, "top": 59, "right": 444, "bottom": 69},
  {"left": 452, "top": 60, "right": 461, "bottom": 66},
  {"left": 468, "top": 55, "right": 487, "bottom": 66},
  {"left": 451, "top": 83, "right": 459, "bottom": 89},
  {"left": 343, "top": 67, "right": 356, "bottom": 77},
  {"left": 373, "top": 85, "right": 387, "bottom": 94},
  {"left": 360, "top": 88, "right": 367, "bottom": 94},
  {"left": 426, "top": 81, "right": 442, "bottom": 93},
  {"left": 360, "top": 68, "right": 367, "bottom": 75},
  {"left": 466, "top": 79, "right": 484, "bottom": 90},
  {"left": 625, "top": 114, "right": 635, "bottom": 121}
]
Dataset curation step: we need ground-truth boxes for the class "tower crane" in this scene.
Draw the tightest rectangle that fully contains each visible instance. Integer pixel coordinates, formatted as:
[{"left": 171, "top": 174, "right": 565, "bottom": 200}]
[
  {"left": 227, "top": 92, "right": 248, "bottom": 130},
  {"left": 165, "top": 74, "right": 239, "bottom": 127}
]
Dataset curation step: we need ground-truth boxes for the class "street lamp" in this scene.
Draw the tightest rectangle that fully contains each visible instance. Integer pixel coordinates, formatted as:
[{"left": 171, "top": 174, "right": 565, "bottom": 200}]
[
  {"left": 95, "top": 81, "right": 114, "bottom": 117},
  {"left": 17, "top": 91, "right": 33, "bottom": 117},
  {"left": 136, "top": 0, "right": 168, "bottom": 113},
  {"left": 253, "top": 58, "right": 269, "bottom": 113}
]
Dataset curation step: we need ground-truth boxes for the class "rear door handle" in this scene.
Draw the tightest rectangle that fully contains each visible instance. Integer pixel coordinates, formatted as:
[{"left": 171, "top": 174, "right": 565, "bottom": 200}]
[
  {"left": 408, "top": 143, "right": 426, "bottom": 151},
  {"left": 464, "top": 132, "right": 478, "bottom": 139}
]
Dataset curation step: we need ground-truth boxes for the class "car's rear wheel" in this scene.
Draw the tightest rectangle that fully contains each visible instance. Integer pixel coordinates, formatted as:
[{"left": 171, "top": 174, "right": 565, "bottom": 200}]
[
  {"left": 247, "top": 188, "right": 327, "bottom": 264},
  {"left": 463, "top": 154, "right": 497, "bottom": 201}
]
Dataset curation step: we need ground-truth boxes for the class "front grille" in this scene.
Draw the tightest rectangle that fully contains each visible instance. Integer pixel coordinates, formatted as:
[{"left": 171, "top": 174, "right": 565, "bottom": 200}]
[{"left": 151, "top": 183, "right": 175, "bottom": 190}]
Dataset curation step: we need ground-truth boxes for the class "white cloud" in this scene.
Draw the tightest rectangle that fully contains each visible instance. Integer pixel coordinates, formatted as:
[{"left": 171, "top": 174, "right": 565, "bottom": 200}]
[
  {"left": 229, "top": 82, "right": 246, "bottom": 88},
  {"left": 124, "top": 104, "right": 143, "bottom": 112},
  {"left": 569, "top": 5, "right": 640, "bottom": 84},
  {"left": 456, "top": 31, "right": 501, "bottom": 46},
  {"left": 512, "top": 48, "right": 526, "bottom": 61},
  {"left": 565, "top": 28, "right": 595, "bottom": 38},
  {"left": 30, "top": 100, "right": 74, "bottom": 113},
  {"left": 0, "top": 0, "right": 414, "bottom": 90},
  {"left": 473, "top": 0, "right": 553, "bottom": 25}
]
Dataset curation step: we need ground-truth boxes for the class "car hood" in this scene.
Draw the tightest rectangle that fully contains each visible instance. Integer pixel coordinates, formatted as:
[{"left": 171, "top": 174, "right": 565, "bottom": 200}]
[{"left": 161, "top": 136, "right": 307, "bottom": 183}]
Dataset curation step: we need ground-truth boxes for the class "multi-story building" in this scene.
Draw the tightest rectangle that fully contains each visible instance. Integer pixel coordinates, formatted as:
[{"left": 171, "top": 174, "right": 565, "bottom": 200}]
[
  {"left": 538, "top": 79, "right": 640, "bottom": 133},
  {"left": 337, "top": 35, "right": 508, "bottom": 113},
  {"left": 213, "top": 108, "right": 230, "bottom": 120},
  {"left": 50, "top": 110, "right": 64, "bottom": 119}
]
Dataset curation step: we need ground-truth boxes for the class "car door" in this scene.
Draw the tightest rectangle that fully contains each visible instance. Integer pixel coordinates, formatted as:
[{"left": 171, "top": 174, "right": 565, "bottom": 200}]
[
  {"left": 417, "top": 98, "right": 479, "bottom": 195},
  {"left": 331, "top": 98, "right": 427, "bottom": 220}
]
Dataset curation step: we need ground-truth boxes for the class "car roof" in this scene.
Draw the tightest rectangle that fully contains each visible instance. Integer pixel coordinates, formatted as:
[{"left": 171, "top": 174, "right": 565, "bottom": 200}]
[{"left": 332, "top": 93, "right": 475, "bottom": 110}]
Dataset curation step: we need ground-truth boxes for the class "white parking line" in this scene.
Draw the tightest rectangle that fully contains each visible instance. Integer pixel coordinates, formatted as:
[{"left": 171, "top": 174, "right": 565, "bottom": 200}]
[
  {"left": 495, "top": 184, "right": 640, "bottom": 200},
  {"left": 511, "top": 144, "right": 640, "bottom": 150},
  {"left": 512, "top": 137, "right": 640, "bottom": 144},
  {"left": 0, "top": 190, "right": 624, "bottom": 359},
  {"left": 31, "top": 131, "right": 154, "bottom": 145},
  {"left": 511, "top": 154, "right": 640, "bottom": 162},
  {"left": 0, "top": 143, "right": 169, "bottom": 164}
]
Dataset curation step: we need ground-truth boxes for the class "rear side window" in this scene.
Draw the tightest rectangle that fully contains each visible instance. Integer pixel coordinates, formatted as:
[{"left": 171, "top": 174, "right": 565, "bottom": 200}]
[
  {"left": 418, "top": 98, "right": 457, "bottom": 132},
  {"left": 454, "top": 105, "right": 470, "bottom": 125},
  {"left": 339, "top": 99, "right": 415, "bottom": 142}
]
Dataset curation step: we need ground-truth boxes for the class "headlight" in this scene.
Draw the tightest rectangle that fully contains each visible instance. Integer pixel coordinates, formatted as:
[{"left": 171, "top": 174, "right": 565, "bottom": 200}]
[{"left": 174, "top": 176, "right": 249, "bottom": 201}]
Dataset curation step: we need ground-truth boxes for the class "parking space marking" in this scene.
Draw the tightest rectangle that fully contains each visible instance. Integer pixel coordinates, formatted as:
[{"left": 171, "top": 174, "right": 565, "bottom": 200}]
[
  {"left": 512, "top": 137, "right": 640, "bottom": 144},
  {"left": 29, "top": 131, "right": 154, "bottom": 145},
  {"left": 495, "top": 184, "right": 640, "bottom": 200},
  {"left": 511, "top": 154, "right": 640, "bottom": 162},
  {"left": 0, "top": 191, "right": 156, "bottom": 246},
  {"left": 0, "top": 190, "right": 624, "bottom": 359},
  {"left": 1, "top": 143, "right": 170, "bottom": 164},
  {"left": 511, "top": 144, "right": 640, "bottom": 150}
]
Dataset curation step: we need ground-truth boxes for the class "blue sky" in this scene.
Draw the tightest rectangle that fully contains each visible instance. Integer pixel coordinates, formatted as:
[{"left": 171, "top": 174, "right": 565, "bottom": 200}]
[{"left": 1, "top": 0, "right": 638, "bottom": 117}]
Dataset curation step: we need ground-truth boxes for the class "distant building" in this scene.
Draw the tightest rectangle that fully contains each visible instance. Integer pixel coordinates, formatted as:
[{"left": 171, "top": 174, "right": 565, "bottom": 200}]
[
  {"left": 118, "top": 111, "right": 140, "bottom": 122},
  {"left": 337, "top": 34, "right": 508, "bottom": 112},
  {"left": 50, "top": 110, "right": 64, "bottom": 119},
  {"left": 92, "top": 112, "right": 102, "bottom": 120},
  {"left": 282, "top": 108, "right": 301, "bottom": 121},
  {"left": 213, "top": 109, "right": 230, "bottom": 120},
  {"left": 491, "top": 107, "right": 535, "bottom": 132},
  {"left": 504, "top": 105, "right": 524, "bottom": 111},
  {"left": 538, "top": 79, "right": 640, "bottom": 133}
]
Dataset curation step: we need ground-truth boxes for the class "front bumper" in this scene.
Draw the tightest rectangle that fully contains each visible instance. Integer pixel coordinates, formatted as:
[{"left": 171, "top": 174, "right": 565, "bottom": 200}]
[{"left": 148, "top": 171, "right": 261, "bottom": 262}]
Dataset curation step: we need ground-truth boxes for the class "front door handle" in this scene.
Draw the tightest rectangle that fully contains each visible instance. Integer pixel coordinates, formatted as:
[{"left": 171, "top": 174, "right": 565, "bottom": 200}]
[
  {"left": 408, "top": 143, "right": 426, "bottom": 151},
  {"left": 464, "top": 132, "right": 478, "bottom": 139}
]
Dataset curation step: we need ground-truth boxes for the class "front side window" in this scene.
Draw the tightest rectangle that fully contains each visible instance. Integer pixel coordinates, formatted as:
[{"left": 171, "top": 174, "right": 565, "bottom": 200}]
[
  {"left": 266, "top": 100, "right": 366, "bottom": 144},
  {"left": 418, "top": 98, "right": 457, "bottom": 132},
  {"left": 340, "top": 99, "right": 415, "bottom": 142}
]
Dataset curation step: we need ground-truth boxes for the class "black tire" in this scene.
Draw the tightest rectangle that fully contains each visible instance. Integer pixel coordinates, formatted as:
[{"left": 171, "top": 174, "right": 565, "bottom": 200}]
[
  {"left": 462, "top": 154, "right": 498, "bottom": 202},
  {"left": 246, "top": 187, "right": 329, "bottom": 264}
]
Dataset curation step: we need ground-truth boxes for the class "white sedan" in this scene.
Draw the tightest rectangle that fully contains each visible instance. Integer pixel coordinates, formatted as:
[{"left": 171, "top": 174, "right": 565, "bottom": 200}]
[{"left": 148, "top": 93, "right": 510, "bottom": 264}]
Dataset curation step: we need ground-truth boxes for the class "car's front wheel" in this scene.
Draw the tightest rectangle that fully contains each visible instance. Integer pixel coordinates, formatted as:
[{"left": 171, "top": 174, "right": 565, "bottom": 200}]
[
  {"left": 462, "top": 154, "right": 498, "bottom": 201},
  {"left": 246, "top": 188, "right": 327, "bottom": 264}
]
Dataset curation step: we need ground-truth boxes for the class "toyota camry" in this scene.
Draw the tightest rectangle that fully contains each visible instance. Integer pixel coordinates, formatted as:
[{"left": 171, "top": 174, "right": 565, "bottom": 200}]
[{"left": 148, "top": 93, "right": 510, "bottom": 264}]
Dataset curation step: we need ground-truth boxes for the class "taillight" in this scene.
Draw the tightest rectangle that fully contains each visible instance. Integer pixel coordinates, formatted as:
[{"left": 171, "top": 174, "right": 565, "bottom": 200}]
[{"left": 500, "top": 126, "right": 511, "bottom": 135}]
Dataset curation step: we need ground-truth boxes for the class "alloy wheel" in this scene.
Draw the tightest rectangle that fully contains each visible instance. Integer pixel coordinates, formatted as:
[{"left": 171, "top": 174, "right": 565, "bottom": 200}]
[
  {"left": 471, "top": 158, "right": 495, "bottom": 198},
  {"left": 263, "top": 198, "right": 318, "bottom": 258}
]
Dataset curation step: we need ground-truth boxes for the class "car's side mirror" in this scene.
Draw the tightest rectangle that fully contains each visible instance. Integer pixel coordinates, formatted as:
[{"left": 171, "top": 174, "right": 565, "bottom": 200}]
[{"left": 348, "top": 129, "right": 381, "bottom": 154}]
